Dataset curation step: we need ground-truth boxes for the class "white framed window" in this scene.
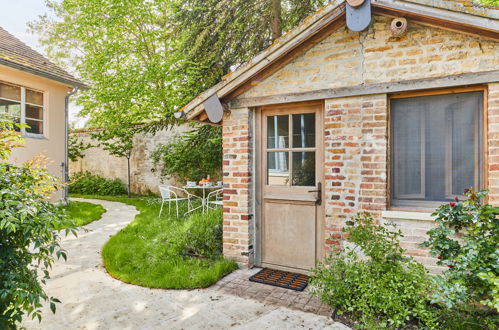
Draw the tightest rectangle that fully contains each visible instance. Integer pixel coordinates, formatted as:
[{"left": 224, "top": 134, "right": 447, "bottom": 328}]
[
  {"left": 390, "top": 90, "right": 484, "bottom": 209},
  {"left": 0, "top": 81, "right": 44, "bottom": 136}
]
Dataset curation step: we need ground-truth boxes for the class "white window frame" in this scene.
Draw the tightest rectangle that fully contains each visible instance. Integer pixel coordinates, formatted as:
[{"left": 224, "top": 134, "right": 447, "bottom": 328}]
[{"left": 0, "top": 82, "right": 45, "bottom": 138}]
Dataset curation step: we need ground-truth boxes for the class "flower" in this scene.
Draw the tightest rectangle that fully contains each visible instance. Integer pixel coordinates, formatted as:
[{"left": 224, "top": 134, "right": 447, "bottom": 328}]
[
  {"left": 437, "top": 255, "right": 442, "bottom": 260},
  {"left": 448, "top": 264, "right": 454, "bottom": 269},
  {"left": 450, "top": 202, "right": 456, "bottom": 207},
  {"left": 454, "top": 196, "right": 459, "bottom": 202}
]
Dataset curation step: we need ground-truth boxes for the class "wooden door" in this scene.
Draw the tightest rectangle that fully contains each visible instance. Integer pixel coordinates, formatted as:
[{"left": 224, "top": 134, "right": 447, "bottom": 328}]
[{"left": 257, "top": 102, "right": 324, "bottom": 274}]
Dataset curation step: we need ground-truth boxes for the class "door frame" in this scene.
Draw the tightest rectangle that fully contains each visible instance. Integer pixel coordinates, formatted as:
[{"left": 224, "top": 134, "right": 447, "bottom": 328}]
[{"left": 254, "top": 100, "right": 325, "bottom": 273}]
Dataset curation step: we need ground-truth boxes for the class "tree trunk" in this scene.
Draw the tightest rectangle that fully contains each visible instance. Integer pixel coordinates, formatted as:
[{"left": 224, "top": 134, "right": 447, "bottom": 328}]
[
  {"left": 127, "top": 157, "right": 131, "bottom": 198},
  {"left": 271, "top": 0, "right": 282, "bottom": 41}
]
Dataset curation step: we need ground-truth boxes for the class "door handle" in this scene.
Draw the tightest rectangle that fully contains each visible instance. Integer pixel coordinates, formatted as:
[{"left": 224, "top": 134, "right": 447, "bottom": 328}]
[{"left": 308, "top": 182, "right": 322, "bottom": 206}]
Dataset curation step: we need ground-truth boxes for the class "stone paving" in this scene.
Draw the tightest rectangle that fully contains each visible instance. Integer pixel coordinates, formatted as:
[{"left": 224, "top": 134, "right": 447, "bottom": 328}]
[
  {"left": 22, "top": 199, "right": 347, "bottom": 330},
  {"left": 211, "top": 268, "right": 333, "bottom": 317}
]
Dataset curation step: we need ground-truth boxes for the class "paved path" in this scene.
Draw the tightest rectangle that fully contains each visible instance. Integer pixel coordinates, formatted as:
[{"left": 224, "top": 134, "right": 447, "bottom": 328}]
[{"left": 23, "top": 199, "right": 348, "bottom": 330}]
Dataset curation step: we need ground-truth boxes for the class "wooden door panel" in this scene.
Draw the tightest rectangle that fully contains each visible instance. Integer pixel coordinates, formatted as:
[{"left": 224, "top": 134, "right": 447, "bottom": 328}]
[{"left": 262, "top": 200, "right": 317, "bottom": 270}]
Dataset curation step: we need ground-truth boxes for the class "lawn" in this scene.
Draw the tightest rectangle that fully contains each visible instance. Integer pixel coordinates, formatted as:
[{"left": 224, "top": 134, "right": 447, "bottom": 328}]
[
  {"left": 71, "top": 195, "right": 238, "bottom": 289},
  {"left": 63, "top": 201, "right": 106, "bottom": 227}
]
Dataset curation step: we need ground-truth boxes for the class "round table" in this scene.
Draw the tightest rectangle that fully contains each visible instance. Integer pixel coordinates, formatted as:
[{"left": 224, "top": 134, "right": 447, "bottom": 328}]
[{"left": 183, "top": 184, "right": 223, "bottom": 214}]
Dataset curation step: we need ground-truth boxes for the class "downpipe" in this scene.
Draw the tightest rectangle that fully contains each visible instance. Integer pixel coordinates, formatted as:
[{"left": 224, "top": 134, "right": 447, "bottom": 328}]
[{"left": 63, "top": 88, "right": 78, "bottom": 205}]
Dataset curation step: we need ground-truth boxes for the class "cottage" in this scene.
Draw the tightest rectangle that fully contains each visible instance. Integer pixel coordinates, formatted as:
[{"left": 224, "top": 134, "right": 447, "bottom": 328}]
[
  {"left": 0, "top": 27, "right": 85, "bottom": 201},
  {"left": 178, "top": 0, "right": 499, "bottom": 274}
]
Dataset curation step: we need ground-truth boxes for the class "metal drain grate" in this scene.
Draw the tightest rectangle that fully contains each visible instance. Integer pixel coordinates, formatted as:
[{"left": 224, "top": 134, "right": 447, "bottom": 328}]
[{"left": 249, "top": 268, "right": 308, "bottom": 291}]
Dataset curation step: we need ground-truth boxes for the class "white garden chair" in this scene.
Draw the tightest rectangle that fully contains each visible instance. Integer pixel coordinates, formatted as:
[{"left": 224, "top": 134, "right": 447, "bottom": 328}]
[
  {"left": 206, "top": 188, "right": 223, "bottom": 210},
  {"left": 158, "top": 185, "right": 199, "bottom": 218}
]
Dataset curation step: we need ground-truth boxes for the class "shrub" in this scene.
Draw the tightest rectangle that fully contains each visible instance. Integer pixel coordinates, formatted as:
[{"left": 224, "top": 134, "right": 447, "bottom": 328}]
[
  {"left": 179, "top": 208, "right": 223, "bottom": 259},
  {"left": 310, "top": 212, "right": 439, "bottom": 329},
  {"left": 151, "top": 125, "right": 222, "bottom": 183},
  {"left": 422, "top": 190, "right": 499, "bottom": 311},
  {"left": 69, "top": 171, "right": 127, "bottom": 196},
  {"left": 0, "top": 120, "right": 76, "bottom": 328}
]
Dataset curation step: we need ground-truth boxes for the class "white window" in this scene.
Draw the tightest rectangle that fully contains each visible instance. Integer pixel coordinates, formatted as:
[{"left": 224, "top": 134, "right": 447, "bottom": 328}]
[{"left": 0, "top": 82, "right": 44, "bottom": 136}]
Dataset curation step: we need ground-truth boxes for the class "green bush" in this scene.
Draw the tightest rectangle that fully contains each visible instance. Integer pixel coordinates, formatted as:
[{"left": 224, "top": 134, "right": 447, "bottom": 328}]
[
  {"left": 151, "top": 125, "right": 222, "bottom": 183},
  {"left": 422, "top": 190, "right": 499, "bottom": 311},
  {"left": 310, "top": 212, "right": 439, "bottom": 329},
  {"left": 69, "top": 171, "right": 127, "bottom": 196},
  {"left": 0, "top": 120, "right": 76, "bottom": 328},
  {"left": 178, "top": 208, "right": 223, "bottom": 259}
]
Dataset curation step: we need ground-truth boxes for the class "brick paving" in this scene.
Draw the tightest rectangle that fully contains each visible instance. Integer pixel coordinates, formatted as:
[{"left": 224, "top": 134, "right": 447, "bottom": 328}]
[{"left": 210, "top": 268, "right": 333, "bottom": 317}]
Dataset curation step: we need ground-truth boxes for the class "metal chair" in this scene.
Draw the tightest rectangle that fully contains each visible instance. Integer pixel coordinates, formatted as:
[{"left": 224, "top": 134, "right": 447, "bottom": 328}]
[
  {"left": 158, "top": 185, "right": 198, "bottom": 218},
  {"left": 206, "top": 188, "right": 223, "bottom": 210}
]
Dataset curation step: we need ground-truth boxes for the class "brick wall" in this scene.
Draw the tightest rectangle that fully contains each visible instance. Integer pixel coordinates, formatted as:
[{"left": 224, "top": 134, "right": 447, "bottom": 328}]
[
  {"left": 222, "top": 108, "right": 254, "bottom": 266},
  {"left": 323, "top": 94, "right": 388, "bottom": 250},
  {"left": 488, "top": 83, "right": 499, "bottom": 205},
  {"left": 240, "top": 16, "right": 498, "bottom": 98}
]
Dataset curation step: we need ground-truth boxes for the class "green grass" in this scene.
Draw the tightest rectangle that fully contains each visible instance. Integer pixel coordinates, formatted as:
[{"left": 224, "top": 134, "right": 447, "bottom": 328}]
[
  {"left": 72, "top": 194, "right": 238, "bottom": 289},
  {"left": 63, "top": 201, "right": 106, "bottom": 227}
]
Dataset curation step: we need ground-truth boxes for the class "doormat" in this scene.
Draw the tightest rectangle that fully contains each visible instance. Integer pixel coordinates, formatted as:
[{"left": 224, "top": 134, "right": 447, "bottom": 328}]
[{"left": 249, "top": 268, "right": 308, "bottom": 291}]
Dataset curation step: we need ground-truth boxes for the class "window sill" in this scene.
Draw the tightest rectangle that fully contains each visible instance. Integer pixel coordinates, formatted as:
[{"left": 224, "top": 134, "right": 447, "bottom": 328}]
[
  {"left": 381, "top": 210, "right": 435, "bottom": 222},
  {"left": 23, "top": 133, "right": 47, "bottom": 140}
]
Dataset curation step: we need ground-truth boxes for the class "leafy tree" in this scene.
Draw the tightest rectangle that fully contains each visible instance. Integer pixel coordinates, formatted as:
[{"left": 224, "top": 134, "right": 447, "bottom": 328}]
[
  {"left": 91, "top": 128, "right": 135, "bottom": 197},
  {"left": 31, "top": 0, "right": 328, "bottom": 182},
  {"left": 0, "top": 120, "right": 76, "bottom": 328},
  {"left": 151, "top": 125, "right": 222, "bottom": 183},
  {"left": 68, "top": 133, "right": 92, "bottom": 162}
]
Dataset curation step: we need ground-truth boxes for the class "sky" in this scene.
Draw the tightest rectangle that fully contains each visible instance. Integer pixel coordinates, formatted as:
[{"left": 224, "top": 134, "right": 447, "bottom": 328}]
[{"left": 0, "top": 0, "right": 86, "bottom": 127}]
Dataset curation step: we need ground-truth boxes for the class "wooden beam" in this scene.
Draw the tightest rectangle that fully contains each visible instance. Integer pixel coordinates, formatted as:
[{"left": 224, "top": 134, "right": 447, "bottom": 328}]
[
  {"left": 372, "top": 0, "right": 499, "bottom": 41},
  {"left": 230, "top": 70, "right": 499, "bottom": 108}
]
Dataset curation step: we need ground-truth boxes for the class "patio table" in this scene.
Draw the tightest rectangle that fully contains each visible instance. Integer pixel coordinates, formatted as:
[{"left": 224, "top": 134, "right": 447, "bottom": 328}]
[{"left": 183, "top": 184, "right": 223, "bottom": 214}]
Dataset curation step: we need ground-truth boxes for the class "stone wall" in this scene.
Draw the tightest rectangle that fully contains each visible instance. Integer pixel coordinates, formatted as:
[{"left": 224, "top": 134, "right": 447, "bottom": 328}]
[
  {"left": 240, "top": 15, "right": 498, "bottom": 98},
  {"left": 222, "top": 108, "right": 255, "bottom": 266},
  {"left": 69, "top": 125, "right": 188, "bottom": 195}
]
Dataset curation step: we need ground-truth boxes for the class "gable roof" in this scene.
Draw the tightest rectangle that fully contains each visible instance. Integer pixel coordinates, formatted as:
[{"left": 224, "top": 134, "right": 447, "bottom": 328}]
[
  {"left": 177, "top": 0, "right": 499, "bottom": 124},
  {"left": 0, "top": 27, "right": 86, "bottom": 89}
]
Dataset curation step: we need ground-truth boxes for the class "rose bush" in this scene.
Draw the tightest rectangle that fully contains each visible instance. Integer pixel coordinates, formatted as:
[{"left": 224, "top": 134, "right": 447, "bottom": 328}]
[{"left": 422, "top": 189, "right": 499, "bottom": 311}]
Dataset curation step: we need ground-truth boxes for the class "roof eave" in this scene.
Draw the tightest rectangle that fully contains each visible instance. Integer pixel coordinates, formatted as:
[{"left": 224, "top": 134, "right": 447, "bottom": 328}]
[
  {"left": 179, "top": 0, "right": 499, "bottom": 123},
  {"left": 0, "top": 58, "right": 88, "bottom": 90}
]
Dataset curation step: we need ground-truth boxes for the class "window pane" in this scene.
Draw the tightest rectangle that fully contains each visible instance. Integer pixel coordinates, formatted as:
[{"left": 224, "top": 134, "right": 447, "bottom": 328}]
[
  {"left": 292, "top": 113, "right": 315, "bottom": 148},
  {"left": 0, "top": 83, "right": 21, "bottom": 101},
  {"left": 26, "top": 105, "right": 43, "bottom": 120},
  {"left": 391, "top": 92, "right": 482, "bottom": 205},
  {"left": 267, "top": 115, "right": 289, "bottom": 149},
  {"left": 391, "top": 101, "right": 424, "bottom": 198},
  {"left": 267, "top": 152, "right": 289, "bottom": 185},
  {"left": 449, "top": 94, "right": 482, "bottom": 196},
  {"left": 26, "top": 89, "right": 43, "bottom": 106},
  {"left": 0, "top": 99, "right": 21, "bottom": 118},
  {"left": 292, "top": 152, "right": 315, "bottom": 186},
  {"left": 26, "top": 119, "right": 43, "bottom": 135}
]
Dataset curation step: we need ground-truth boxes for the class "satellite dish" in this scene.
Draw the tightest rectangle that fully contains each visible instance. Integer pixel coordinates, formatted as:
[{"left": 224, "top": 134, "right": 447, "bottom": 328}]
[
  {"left": 204, "top": 94, "right": 224, "bottom": 123},
  {"left": 346, "top": 0, "right": 371, "bottom": 32}
]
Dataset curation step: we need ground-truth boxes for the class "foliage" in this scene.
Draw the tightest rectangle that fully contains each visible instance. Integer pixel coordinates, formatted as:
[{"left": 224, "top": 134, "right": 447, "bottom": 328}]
[
  {"left": 62, "top": 201, "right": 106, "bottom": 227},
  {"left": 310, "top": 213, "right": 439, "bottom": 329},
  {"left": 476, "top": 0, "right": 499, "bottom": 7},
  {"left": 177, "top": 209, "right": 223, "bottom": 259},
  {"left": 0, "top": 119, "right": 25, "bottom": 160},
  {"left": 0, "top": 121, "right": 76, "bottom": 328},
  {"left": 69, "top": 172, "right": 127, "bottom": 196},
  {"left": 422, "top": 190, "right": 499, "bottom": 311},
  {"left": 74, "top": 195, "right": 238, "bottom": 289},
  {"left": 68, "top": 134, "right": 92, "bottom": 162},
  {"left": 151, "top": 125, "right": 222, "bottom": 182},
  {"left": 31, "top": 0, "right": 329, "bottom": 131}
]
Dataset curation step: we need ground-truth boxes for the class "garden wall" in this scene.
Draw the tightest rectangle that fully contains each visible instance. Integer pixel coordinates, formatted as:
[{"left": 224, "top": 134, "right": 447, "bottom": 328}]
[{"left": 69, "top": 125, "right": 189, "bottom": 195}]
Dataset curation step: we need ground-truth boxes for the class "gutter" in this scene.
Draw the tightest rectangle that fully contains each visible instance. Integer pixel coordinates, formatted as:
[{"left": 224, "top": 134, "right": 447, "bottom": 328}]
[{"left": 63, "top": 87, "right": 78, "bottom": 204}]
